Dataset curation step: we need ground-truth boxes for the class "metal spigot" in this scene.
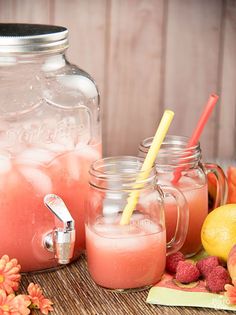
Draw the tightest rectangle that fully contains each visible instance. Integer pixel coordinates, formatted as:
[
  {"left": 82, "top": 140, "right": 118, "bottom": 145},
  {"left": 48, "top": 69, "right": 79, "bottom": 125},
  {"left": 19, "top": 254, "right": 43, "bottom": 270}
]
[{"left": 43, "top": 194, "right": 75, "bottom": 264}]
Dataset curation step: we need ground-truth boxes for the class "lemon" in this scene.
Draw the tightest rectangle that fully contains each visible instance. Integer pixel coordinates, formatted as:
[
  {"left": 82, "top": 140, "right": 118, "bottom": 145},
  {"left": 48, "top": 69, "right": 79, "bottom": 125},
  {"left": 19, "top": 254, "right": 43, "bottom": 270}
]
[{"left": 201, "top": 204, "right": 236, "bottom": 261}]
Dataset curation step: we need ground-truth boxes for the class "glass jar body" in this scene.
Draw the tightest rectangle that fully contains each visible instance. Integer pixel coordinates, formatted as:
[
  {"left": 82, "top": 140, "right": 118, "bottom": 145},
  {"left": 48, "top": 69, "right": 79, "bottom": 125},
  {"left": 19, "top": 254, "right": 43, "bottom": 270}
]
[
  {"left": 139, "top": 135, "right": 208, "bottom": 256},
  {"left": 86, "top": 156, "right": 189, "bottom": 291},
  {"left": 86, "top": 156, "right": 166, "bottom": 291},
  {"left": 0, "top": 51, "right": 101, "bottom": 272}
]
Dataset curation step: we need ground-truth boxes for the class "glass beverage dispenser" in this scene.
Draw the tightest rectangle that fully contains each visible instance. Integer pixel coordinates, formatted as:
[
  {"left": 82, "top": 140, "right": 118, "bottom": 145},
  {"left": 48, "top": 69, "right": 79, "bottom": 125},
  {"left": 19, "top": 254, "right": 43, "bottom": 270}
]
[{"left": 0, "top": 24, "right": 101, "bottom": 272}]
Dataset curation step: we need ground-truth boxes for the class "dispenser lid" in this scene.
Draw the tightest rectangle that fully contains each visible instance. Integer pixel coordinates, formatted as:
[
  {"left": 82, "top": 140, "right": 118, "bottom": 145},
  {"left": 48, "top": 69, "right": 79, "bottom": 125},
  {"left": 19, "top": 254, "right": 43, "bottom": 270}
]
[{"left": 0, "top": 23, "right": 69, "bottom": 54}]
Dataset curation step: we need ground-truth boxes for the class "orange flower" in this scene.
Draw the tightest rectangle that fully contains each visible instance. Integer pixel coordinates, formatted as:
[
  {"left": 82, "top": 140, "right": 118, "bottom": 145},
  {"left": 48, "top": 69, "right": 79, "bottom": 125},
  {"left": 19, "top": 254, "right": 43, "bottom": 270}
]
[
  {"left": 224, "top": 280, "right": 236, "bottom": 305},
  {"left": 0, "top": 289, "right": 30, "bottom": 315},
  {"left": 0, "top": 255, "right": 21, "bottom": 294},
  {"left": 38, "top": 298, "right": 54, "bottom": 315},
  {"left": 27, "top": 283, "right": 53, "bottom": 315}
]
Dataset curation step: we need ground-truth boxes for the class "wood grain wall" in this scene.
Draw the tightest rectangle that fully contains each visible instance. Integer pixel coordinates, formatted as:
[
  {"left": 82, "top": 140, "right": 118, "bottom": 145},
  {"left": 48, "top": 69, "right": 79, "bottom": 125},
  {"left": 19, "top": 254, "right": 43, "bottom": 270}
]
[{"left": 0, "top": 0, "right": 235, "bottom": 160}]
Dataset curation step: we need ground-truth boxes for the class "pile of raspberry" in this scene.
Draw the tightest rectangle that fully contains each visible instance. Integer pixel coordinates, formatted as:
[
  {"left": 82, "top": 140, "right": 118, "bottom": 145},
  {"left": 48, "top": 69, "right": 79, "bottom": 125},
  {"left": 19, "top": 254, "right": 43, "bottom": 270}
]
[{"left": 166, "top": 252, "right": 231, "bottom": 293}]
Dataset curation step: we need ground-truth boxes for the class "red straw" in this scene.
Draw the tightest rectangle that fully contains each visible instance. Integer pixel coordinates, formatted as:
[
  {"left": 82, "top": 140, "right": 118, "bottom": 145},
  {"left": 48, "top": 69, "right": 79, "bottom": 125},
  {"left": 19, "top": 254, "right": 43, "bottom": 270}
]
[{"left": 172, "top": 93, "right": 219, "bottom": 184}]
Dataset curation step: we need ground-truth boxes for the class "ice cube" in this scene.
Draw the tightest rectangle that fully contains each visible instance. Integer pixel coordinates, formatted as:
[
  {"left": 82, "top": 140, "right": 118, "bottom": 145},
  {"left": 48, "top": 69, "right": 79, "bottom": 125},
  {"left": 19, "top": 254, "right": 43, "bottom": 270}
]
[
  {"left": 89, "top": 220, "right": 148, "bottom": 250},
  {"left": 130, "top": 212, "right": 145, "bottom": 222},
  {"left": 140, "top": 219, "right": 162, "bottom": 234},
  {"left": 75, "top": 143, "right": 100, "bottom": 161},
  {"left": 93, "top": 223, "right": 114, "bottom": 235},
  {"left": 19, "top": 166, "right": 52, "bottom": 195},
  {"left": 0, "top": 154, "right": 11, "bottom": 174},
  {"left": 121, "top": 224, "right": 143, "bottom": 236},
  {"left": 98, "top": 224, "right": 126, "bottom": 238},
  {"left": 40, "top": 143, "right": 66, "bottom": 153},
  {"left": 66, "top": 154, "right": 80, "bottom": 181},
  {"left": 94, "top": 215, "right": 144, "bottom": 238},
  {"left": 139, "top": 191, "right": 158, "bottom": 208},
  {"left": 16, "top": 148, "right": 56, "bottom": 165},
  {"left": 102, "top": 215, "right": 118, "bottom": 225},
  {"left": 102, "top": 202, "right": 122, "bottom": 216},
  {"left": 116, "top": 234, "right": 147, "bottom": 251}
]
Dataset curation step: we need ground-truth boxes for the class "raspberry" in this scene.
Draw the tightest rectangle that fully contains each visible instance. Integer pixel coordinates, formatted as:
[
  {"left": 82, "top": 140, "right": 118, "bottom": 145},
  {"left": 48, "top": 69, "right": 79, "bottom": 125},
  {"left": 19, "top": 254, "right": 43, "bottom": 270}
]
[
  {"left": 166, "top": 252, "right": 185, "bottom": 273},
  {"left": 206, "top": 266, "right": 231, "bottom": 293},
  {"left": 175, "top": 261, "right": 200, "bottom": 283},
  {"left": 196, "top": 256, "right": 220, "bottom": 278}
]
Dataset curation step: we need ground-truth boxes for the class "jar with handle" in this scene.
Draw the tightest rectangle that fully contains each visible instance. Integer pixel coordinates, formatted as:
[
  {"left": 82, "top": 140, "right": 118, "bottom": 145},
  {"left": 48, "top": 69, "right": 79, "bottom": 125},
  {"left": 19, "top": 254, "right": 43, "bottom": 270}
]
[
  {"left": 85, "top": 156, "right": 188, "bottom": 291},
  {"left": 139, "top": 135, "right": 227, "bottom": 257}
]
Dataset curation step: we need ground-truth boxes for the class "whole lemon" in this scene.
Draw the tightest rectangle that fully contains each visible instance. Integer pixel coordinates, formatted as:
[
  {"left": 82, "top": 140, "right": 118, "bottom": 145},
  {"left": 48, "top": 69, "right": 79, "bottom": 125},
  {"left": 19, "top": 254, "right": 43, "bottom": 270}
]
[{"left": 201, "top": 204, "right": 236, "bottom": 262}]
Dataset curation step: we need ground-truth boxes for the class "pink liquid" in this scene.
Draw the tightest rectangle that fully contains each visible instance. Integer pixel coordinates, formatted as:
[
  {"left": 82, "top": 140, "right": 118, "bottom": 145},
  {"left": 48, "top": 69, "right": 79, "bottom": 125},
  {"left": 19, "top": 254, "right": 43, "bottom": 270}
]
[
  {"left": 164, "top": 178, "right": 208, "bottom": 256},
  {"left": 0, "top": 142, "right": 101, "bottom": 272},
  {"left": 86, "top": 215, "right": 166, "bottom": 290}
]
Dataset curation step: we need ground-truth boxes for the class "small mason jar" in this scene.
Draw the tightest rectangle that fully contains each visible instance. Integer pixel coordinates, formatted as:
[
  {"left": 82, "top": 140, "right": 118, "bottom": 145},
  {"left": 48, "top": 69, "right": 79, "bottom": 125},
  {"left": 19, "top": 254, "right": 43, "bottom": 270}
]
[
  {"left": 85, "top": 156, "right": 188, "bottom": 292},
  {"left": 139, "top": 135, "right": 227, "bottom": 257}
]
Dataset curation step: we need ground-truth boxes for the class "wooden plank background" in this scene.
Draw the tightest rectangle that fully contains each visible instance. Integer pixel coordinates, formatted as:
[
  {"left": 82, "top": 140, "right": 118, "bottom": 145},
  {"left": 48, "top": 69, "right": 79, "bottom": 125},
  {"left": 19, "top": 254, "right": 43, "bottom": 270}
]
[{"left": 0, "top": 0, "right": 235, "bottom": 160}]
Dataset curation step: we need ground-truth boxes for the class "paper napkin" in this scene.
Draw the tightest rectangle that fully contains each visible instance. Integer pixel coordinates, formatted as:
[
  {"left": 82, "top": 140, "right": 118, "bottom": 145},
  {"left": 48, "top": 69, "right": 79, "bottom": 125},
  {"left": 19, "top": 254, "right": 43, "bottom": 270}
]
[{"left": 147, "top": 251, "right": 236, "bottom": 311}]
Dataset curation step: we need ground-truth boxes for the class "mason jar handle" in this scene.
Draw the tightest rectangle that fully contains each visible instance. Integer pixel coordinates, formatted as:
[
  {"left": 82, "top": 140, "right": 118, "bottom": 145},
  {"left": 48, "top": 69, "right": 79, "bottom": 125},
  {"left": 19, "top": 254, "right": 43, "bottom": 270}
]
[
  {"left": 204, "top": 163, "right": 228, "bottom": 211},
  {"left": 161, "top": 185, "right": 189, "bottom": 256}
]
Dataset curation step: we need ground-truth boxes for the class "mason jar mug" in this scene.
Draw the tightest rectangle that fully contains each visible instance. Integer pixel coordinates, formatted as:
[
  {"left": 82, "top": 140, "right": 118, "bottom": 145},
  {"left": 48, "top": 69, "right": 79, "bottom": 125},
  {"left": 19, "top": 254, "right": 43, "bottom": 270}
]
[
  {"left": 85, "top": 156, "right": 189, "bottom": 291},
  {"left": 139, "top": 135, "right": 227, "bottom": 257}
]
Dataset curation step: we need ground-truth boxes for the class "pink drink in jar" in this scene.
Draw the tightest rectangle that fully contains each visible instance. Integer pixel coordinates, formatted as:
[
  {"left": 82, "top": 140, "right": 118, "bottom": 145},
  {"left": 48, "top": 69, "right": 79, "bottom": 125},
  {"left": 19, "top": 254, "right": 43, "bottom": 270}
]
[
  {"left": 139, "top": 135, "right": 227, "bottom": 257},
  {"left": 164, "top": 178, "right": 208, "bottom": 255},
  {"left": 0, "top": 142, "right": 101, "bottom": 272},
  {"left": 86, "top": 215, "right": 166, "bottom": 290},
  {"left": 86, "top": 156, "right": 188, "bottom": 291}
]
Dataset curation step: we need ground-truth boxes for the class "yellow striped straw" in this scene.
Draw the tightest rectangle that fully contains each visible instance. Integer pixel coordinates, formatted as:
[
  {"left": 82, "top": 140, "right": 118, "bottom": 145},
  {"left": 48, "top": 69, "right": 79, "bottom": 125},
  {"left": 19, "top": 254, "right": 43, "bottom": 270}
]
[{"left": 120, "top": 109, "right": 175, "bottom": 225}]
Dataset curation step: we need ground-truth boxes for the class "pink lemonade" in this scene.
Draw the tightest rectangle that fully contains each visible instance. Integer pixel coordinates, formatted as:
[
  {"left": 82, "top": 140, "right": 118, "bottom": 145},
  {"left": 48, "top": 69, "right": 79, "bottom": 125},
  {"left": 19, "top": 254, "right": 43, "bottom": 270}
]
[
  {"left": 86, "top": 214, "right": 166, "bottom": 290},
  {"left": 164, "top": 177, "right": 208, "bottom": 256},
  {"left": 0, "top": 142, "right": 101, "bottom": 272}
]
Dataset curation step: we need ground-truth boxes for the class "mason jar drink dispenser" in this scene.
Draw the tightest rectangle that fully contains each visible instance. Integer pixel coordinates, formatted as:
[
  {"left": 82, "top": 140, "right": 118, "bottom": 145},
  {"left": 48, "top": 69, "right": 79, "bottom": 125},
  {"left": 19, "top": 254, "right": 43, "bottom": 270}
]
[{"left": 0, "top": 23, "right": 102, "bottom": 272}]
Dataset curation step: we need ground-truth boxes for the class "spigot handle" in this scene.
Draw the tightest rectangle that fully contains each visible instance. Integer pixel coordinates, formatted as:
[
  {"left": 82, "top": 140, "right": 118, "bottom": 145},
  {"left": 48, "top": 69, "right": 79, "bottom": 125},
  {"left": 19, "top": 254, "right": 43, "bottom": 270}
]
[
  {"left": 44, "top": 194, "right": 74, "bottom": 230},
  {"left": 43, "top": 194, "right": 76, "bottom": 265}
]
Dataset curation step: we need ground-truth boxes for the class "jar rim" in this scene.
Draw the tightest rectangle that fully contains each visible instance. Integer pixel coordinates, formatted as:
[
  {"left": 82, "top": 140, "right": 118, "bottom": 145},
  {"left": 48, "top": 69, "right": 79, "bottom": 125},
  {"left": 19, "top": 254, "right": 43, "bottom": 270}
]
[
  {"left": 139, "top": 135, "right": 200, "bottom": 153},
  {"left": 89, "top": 156, "right": 156, "bottom": 190},
  {"left": 0, "top": 23, "right": 69, "bottom": 54},
  {"left": 139, "top": 135, "right": 201, "bottom": 169}
]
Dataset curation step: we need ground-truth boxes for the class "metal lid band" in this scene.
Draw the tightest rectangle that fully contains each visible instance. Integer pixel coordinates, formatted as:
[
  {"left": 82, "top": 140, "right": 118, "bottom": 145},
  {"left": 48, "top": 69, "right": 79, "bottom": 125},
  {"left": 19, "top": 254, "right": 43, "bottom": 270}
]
[{"left": 0, "top": 23, "right": 69, "bottom": 54}]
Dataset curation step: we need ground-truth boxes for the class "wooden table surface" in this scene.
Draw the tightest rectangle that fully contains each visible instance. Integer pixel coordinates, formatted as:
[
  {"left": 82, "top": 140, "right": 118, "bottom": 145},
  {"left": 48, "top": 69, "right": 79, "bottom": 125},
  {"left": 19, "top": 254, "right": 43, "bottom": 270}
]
[{"left": 21, "top": 255, "right": 235, "bottom": 315}]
